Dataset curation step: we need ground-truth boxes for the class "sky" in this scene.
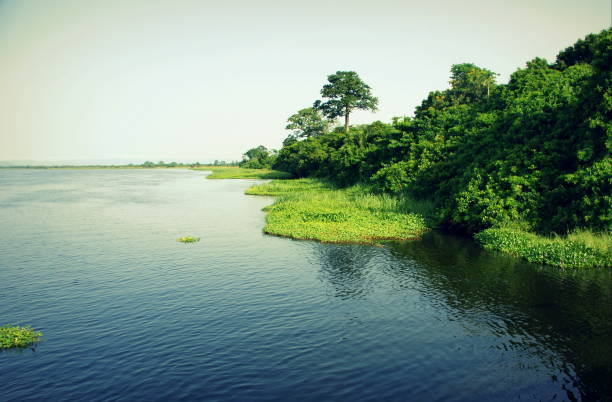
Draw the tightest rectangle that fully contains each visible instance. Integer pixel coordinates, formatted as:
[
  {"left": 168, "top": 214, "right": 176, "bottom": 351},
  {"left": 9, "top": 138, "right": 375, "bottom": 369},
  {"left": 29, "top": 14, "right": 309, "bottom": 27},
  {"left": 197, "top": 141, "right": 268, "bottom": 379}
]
[{"left": 0, "top": 0, "right": 609, "bottom": 164}]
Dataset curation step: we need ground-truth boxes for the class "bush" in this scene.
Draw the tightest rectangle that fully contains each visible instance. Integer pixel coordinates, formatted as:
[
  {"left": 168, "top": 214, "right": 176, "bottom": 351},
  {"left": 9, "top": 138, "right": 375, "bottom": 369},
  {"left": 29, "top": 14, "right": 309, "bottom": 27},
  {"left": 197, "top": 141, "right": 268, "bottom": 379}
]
[{"left": 371, "top": 162, "right": 412, "bottom": 193}]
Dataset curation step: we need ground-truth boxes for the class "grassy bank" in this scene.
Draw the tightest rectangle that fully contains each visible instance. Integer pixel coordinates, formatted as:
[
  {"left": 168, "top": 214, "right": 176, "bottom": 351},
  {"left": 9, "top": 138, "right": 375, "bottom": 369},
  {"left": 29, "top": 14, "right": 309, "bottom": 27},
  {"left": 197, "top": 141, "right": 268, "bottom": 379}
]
[
  {"left": 0, "top": 325, "right": 42, "bottom": 349},
  {"left": 196, "top": 166, "right": 292, "bottom": 179},
  {"left": 475, "top": 228, "right": 611, "bottom": 268},
  {"left": 246, "top": 179, "right": 430, "bottom": 244},
  {"left": 247, "top": 179, "right": 610, "bottom": 267}
]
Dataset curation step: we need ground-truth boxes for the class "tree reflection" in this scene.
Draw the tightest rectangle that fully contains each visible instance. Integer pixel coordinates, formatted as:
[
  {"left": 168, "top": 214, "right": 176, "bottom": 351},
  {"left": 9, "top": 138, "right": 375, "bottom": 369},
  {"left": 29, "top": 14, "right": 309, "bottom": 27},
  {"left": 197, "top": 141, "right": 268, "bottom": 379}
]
[
  {"left": 383, "top": 231, "right": 612, "bottom": 401},
  {"left": 313, "top": 244, "right": 378, "bottom": 299},
  {"left": 311, "top": 231, "right": 611, "bottom": 400}
]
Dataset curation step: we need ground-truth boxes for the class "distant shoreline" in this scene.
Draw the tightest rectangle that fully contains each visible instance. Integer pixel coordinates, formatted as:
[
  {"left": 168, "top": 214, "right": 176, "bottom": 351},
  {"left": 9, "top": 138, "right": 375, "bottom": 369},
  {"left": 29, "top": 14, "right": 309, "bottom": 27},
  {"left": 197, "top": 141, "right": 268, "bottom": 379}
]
[{"left": 0, "top": 165, "right": 227, "bottom": 170}]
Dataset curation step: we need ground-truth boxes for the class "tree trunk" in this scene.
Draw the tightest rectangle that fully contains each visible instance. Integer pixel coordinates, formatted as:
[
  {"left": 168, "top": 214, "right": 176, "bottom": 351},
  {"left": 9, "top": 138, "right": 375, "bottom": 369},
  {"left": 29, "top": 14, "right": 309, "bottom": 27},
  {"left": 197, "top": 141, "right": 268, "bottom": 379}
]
[{"left": 344, "top": 111, "right": 349, "bottom": 133}]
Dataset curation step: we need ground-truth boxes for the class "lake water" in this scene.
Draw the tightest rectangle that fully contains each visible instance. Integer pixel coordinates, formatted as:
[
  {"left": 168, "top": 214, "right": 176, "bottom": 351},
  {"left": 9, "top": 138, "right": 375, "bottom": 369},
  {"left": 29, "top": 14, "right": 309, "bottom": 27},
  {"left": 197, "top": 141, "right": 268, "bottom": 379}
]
[{"left": 1, "top": 169, "right": 610, "bottom": 401}]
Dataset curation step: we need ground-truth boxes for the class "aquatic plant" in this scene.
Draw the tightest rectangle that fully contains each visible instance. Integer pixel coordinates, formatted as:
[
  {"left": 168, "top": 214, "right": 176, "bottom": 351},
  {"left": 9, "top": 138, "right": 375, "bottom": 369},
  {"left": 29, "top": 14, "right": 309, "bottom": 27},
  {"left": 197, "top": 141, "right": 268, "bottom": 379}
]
[
  {"left": 245, "top": 178, "right": 336, "bottom": 196},
  {"left": 475, "top": 228, "right": 611, "bottom": 268},
  {"left": 196, "top": 167, "right": 292, "bottom": 179},
  {"left": 246, "top": 179, "right": 429, "bottom": 244},
  {"left": 0, "top": 325, "right": 42, "bottom": 349},
  {"left": 177, "top": 236, "right": 200, "bottom": 243}
]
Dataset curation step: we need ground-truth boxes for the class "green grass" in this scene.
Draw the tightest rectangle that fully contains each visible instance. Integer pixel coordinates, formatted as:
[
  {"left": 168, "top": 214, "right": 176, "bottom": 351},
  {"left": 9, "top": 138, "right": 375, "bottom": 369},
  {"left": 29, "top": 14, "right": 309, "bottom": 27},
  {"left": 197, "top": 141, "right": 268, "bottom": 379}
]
[
  {"left": 245, "top": 178, "right": 337, "bottom": 195},
  {"left": 177, "top": 236, "right": 200, "bottom": 243},
  {"left": 475, "top": 228, "right": 612, "bottom": 268},
  {"left": 195, "top": 166, "right": 292, "bottom": 179},
  {"left": 0, "top": 325, "right": 42, "bottom": 349},
  {"left": 246, "top": 179, "right": 429, "bottom": 244}
]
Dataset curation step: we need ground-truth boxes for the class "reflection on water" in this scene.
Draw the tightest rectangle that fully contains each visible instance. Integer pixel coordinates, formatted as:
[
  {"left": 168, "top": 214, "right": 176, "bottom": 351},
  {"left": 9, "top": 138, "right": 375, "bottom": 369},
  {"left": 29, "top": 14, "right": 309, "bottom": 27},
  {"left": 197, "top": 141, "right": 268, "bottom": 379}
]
[
  {"left": 316, "top": 245, "right": 379, "bottom": 299},
  {"left": 1, "top": 169, "right": 610, "bottom": 402},
  {"left": 313, "top": 232, "right": 611, "bottom": 400}
]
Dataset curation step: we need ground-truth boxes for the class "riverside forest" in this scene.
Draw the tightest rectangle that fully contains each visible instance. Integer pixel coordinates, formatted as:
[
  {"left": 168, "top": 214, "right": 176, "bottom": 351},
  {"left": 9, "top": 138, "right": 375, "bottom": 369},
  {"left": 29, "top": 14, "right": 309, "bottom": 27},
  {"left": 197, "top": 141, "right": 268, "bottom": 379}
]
[{"left": 236, "top": 29, "right": 611, "bottom": 269}]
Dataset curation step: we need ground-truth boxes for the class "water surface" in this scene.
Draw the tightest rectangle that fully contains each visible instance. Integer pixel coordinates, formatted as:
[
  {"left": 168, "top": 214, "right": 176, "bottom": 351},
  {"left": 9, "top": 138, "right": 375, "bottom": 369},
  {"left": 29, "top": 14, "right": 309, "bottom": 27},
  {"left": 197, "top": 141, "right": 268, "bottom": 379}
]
[{"left": 1, "top": 169, "right": 610, "bottom": 401}]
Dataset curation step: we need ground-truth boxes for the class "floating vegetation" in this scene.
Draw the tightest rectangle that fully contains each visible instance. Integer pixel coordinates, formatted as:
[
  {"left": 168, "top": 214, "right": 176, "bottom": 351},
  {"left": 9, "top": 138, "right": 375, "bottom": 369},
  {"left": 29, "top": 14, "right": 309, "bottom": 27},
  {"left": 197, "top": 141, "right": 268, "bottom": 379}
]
[
  {"left": 0, "top": 325, "right": 42, "bottom": 350},
  {"left": 246, "top": 179, "right": 429, "bottom": 244},
  {"left": 195, "top": 167, "right": 292, "bottom": 179},
  {"left": 177, "top": 236, "right": 200, "bottom": 243},
  {"left": 475, "top": 228, "right": 612, "bottom": 268}
]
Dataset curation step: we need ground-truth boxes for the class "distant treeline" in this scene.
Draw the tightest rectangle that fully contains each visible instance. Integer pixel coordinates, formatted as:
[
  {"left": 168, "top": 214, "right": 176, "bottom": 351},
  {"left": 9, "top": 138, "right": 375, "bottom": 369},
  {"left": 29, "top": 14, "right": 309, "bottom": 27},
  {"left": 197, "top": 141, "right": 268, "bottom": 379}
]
[
  {"left": 1, "top": 160, "right": 240, "bottom": 169},
  {"left": 140, "top": 160, "right": 239, "bottom": 168},
  {"left": 247, "top": 29, "right": 611, "bottom": 236}
]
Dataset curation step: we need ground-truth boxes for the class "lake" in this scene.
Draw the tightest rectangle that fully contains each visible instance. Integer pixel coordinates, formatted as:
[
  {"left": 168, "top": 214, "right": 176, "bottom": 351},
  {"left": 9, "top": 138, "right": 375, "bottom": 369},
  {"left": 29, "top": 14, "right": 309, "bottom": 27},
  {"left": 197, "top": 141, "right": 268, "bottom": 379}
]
[{"left": 1, "top": 169, "right": 610, "bottom": 401}]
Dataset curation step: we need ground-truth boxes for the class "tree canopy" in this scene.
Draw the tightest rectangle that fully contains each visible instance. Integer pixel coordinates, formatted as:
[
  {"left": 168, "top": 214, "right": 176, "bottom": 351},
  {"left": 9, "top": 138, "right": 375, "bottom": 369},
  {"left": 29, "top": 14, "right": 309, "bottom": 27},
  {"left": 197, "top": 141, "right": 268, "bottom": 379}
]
[
  {"left": 448, "top": 63, "right": 498, "bottom": 104},
  {"left": 285, "top": 107, "right": 333, "bottom": 142},
  {"left": 240, "top": 145, "right": 277, "bottom": 169},
  {"left": 314, "top": 71, "right": 378, "bottom": 133}
]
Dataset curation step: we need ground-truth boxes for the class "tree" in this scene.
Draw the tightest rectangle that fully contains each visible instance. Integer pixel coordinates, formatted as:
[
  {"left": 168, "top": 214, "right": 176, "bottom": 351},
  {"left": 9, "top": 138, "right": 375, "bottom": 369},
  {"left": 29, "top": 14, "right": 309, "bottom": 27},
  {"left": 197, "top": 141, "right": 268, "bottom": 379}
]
[
  {"left": 314, "top": 71, "right": 378, "bottom": 133},
  {"left": 243, "top": 145, "right": 269, "bottom": 161},
  {"left": 448, "top": 63, "right": 497, "bottom": 104},
  {"left": 285, "top": 107, "right": 333, "bottom": 139},
  {"left": 240, "top": 145, "right": 277, "bottom": 169}
]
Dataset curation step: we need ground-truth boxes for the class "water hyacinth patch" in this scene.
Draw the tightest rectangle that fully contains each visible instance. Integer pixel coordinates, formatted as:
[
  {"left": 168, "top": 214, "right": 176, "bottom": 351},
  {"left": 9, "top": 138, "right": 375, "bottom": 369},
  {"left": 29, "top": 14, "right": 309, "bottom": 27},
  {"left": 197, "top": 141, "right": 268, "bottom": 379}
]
[
  {"left": 246, "top": 179, "right": 429, "bottom": 244},
  {"left": 0, "top": 325, "right": 42, "bottom": 350},
  {"left": 177, "top": 236, "right": 200, "bottom": 243},
  {"left": 475, "top": 228, "right": 611, "bottom": 268},
  {"left": 196, "top": 167, "right": 292, "bottom": 180}
]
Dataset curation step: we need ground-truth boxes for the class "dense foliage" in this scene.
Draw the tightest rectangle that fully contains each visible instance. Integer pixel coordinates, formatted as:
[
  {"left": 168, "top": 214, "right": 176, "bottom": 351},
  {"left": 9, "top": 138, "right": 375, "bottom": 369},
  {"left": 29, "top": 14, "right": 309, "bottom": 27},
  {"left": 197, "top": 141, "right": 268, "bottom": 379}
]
[
  {"left": 274, "top": 29, "right": 611, "bottom": 236},
  {"left": 239, "top": 145, "right": 277, "bottom": 169},
  {"left": 284, "top": 107, "right": 334, "bottom": 143}
]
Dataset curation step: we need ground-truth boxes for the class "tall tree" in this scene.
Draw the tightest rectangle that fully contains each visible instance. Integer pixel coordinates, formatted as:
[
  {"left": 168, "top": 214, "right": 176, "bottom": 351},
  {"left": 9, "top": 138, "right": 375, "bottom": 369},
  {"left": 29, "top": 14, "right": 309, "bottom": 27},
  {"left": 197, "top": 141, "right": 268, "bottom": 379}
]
[
  {"left": 448, "top": 63, "right": 497, "bottom": 104},
  {"left": 285, "top": 107, "right": 333, "bottom": 139},
  {"left": 314, "top": 71, "right": 378, "bottom": 133}
]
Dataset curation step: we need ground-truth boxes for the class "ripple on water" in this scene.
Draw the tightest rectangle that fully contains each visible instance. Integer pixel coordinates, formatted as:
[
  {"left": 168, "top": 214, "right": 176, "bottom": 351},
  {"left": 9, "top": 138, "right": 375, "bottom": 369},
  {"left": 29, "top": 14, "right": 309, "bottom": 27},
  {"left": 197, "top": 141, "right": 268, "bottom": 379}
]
[{"left": 0, "top": 169, "right": 610, "bottom": 401}]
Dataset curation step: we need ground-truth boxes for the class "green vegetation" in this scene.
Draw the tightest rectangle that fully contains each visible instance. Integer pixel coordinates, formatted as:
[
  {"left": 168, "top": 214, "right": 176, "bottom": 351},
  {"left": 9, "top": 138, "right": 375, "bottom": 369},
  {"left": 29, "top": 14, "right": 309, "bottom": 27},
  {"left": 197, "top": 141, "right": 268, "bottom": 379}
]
[
  {"left": 285, "top": 107, "right": 334, "bottom": 143},
  {"left": 177, "top": 236, "right": 200, "bottom": 243},
  {"left": 246, "top": 178, "right": 336, "bottom": 196},
  {"left": 239, "top": 145, "right": 277, "bottom": 169},
  {"left": 314, "top": 70, "right": 379, "bottom": 133},
  {"left": 475, "top": 229, "right": 611, "bottom": 268},
  {"left": 199, "top": 166, "right": 292, "bottom": 179},
  {"left": 268, "top": 29, "right": 611, "bottom": 267},
  {"left": 246, "top": 179, "right": 429, "bottom": 244},
  {"left": 0, "top": 325, "right": 42, "bottom": 349}
]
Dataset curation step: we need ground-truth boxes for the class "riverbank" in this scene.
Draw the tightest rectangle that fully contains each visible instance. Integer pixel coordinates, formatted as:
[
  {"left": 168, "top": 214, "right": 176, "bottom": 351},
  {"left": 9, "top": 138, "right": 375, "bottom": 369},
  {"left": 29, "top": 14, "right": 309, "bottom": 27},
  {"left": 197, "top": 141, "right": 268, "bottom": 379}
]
[
  {"left": 245, "top": 179, "right": 430, "bottom": 244},
  {"left": 197, "top": 166, "right": 292, "bottom": 179},
  {"left": 244, "top": 175, "right": 610, "bottom": 267},
  {"left": 475, "top": 228, "right": 611, "bottom": 268}
]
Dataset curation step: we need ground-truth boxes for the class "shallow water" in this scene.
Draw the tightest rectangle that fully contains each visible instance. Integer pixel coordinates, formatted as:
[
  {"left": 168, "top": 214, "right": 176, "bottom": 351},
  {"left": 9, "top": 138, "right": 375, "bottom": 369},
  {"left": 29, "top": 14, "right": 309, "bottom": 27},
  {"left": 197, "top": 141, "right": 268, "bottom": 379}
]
[{"left": 1, "top": 169, "right": 610, "bottom": 401}]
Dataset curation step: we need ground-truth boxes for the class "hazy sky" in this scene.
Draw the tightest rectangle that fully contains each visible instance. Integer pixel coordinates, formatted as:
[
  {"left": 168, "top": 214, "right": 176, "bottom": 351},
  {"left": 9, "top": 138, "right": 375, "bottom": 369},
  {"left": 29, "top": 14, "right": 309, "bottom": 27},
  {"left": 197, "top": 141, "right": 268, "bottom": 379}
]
[{"left": 0, "top": 0, "right": 609, "bottom": 163}]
